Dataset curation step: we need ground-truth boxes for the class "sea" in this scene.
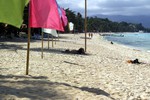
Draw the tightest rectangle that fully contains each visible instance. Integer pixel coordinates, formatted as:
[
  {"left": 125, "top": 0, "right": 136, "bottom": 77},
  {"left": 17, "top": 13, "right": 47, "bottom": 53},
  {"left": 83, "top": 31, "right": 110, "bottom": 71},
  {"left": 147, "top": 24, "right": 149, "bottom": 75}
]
[{"left": 104, "top": 32, "right": 150, "bottom": 52}]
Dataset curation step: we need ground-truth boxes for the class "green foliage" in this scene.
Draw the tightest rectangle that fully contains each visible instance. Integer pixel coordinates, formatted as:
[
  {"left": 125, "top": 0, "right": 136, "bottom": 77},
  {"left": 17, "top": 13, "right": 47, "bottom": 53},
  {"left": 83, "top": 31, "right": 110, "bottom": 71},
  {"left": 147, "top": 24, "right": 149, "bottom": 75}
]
[
  {"left": 86, "top": 17, "right": 149, "bottom": 32},
  {"left": 65, "top": 8, "right": 84, "bottom": 33}
]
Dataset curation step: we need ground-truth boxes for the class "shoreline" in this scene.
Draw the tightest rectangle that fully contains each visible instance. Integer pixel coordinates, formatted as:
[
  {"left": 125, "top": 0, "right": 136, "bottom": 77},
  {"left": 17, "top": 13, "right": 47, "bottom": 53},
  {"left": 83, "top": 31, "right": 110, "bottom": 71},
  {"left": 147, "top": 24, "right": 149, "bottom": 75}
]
[
  {"left": 102, "top": 32, "right": 150, "bottom": 52},
  {"left": 0, "top": 33, "right": 150, "bottom": 99}
]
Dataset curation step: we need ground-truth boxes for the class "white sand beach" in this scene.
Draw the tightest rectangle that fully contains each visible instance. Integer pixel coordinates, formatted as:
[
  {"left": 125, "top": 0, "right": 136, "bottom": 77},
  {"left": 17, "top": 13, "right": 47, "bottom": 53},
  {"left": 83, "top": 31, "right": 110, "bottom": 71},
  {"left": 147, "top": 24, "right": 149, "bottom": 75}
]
[{"left": 0, "top": 33, "right": 150, "bottom": 100}]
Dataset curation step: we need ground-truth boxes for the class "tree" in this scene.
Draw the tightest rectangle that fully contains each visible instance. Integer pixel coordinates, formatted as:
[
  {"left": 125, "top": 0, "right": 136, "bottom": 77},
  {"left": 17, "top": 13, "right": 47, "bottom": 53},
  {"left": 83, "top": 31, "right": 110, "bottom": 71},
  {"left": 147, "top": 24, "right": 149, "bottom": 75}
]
[{"left": 76, "top": 13, "right": 84, "bottom": 33}]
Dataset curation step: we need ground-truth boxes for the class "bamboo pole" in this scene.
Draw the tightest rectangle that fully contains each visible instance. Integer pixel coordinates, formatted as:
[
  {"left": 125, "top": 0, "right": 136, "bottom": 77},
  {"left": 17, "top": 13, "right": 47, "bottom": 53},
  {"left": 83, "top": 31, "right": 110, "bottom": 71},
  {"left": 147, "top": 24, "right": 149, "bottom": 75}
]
[
  {"left": 58, "top": 32, "right": 59, "bottom": 41},
  {"left": 55, "top": 37, "right": 57, "bottom": 45},
  {"left": 41, "top": 32, "right": 44, "bottom": 59},
  {"left": 48, "top": 34, "right": 50, "bottom": 49},
  {"left": 84, "top": 0, "right": 87, "bottom": 52},
  {"left": 26, "top": 27, "right": 31, "bottom": 75},
  {"left": 52, "top": 36, "right": 54, "bottom": 48},
  {"left": 26, "top": 3, "right": 31, "bottom": 75}
]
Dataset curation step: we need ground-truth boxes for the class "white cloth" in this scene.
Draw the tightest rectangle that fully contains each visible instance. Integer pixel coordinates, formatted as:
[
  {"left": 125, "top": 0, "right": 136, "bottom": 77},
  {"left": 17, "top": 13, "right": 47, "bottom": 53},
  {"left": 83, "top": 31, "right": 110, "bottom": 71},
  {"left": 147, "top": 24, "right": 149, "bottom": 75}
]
[
  {"left": 69, "top": 22, "right": 74, "bottom": 31},
  {"left": 42, "top": 28, "right": 58, "bottom": 37}
]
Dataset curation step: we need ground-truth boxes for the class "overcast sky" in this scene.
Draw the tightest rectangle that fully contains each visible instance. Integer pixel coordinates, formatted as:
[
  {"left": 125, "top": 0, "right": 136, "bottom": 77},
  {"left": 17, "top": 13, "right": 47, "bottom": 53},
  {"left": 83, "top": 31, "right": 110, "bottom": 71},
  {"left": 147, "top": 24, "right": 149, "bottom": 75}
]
[{"left": 57, "top": 0, "right": 150, "bottom": 16}]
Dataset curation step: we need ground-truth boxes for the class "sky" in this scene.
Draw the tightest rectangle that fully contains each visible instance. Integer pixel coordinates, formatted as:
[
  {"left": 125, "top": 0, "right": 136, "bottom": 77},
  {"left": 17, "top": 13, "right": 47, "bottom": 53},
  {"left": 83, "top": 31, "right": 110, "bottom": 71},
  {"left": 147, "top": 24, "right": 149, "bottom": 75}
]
[{"left": 57, "top": 0, "right": 150, "bottom": 16}]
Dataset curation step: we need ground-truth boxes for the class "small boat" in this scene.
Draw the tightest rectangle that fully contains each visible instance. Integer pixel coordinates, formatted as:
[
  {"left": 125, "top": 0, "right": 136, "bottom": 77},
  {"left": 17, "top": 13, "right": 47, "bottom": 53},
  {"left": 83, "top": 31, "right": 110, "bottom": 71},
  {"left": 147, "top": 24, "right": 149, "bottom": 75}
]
[{"left": 138, "top": 30, "right": 144, "bottom": 33}]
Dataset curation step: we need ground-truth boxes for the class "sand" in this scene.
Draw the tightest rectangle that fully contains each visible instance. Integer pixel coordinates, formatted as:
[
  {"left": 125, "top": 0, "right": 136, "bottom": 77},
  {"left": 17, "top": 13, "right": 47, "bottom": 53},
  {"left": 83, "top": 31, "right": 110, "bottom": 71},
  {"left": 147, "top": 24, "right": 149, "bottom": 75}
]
[{"left": 0, "top": 33, "right": 150, "bottom": 100}]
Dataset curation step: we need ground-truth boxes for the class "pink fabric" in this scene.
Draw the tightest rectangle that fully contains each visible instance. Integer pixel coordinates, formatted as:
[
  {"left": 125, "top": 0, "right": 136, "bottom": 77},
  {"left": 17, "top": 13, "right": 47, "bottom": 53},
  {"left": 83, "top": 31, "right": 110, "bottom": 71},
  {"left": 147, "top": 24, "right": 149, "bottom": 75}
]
[
  {"left": 61, "top": 8, "right": 68, "bottom": 27},
  {"left": 29, "top": 0, "right": 64, "bottom": 31}
]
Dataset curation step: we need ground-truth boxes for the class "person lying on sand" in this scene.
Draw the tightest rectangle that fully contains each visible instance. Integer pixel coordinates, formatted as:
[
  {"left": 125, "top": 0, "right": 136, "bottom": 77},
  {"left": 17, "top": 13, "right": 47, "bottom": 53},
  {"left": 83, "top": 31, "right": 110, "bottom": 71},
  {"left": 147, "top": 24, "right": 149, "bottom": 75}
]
[
  {"left": 127, "top": 59, "right": 140, "bottom": 64},
  {"left": 62, "top": 48, "right": 86, "bottom": 55}
]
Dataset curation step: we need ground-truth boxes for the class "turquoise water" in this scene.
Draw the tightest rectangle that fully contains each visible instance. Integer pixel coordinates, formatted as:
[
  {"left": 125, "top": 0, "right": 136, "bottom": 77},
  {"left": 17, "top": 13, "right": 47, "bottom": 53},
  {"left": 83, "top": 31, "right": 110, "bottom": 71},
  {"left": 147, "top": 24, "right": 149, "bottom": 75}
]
[{"left": 104, "top": 32, "right": 150, "bottom": 51}]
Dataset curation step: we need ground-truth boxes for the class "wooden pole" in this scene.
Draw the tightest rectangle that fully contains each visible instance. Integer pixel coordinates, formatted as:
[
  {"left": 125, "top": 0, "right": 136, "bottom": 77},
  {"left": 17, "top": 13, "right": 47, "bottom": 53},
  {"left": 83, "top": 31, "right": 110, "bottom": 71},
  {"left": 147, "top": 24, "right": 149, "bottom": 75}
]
[
  {"left": 41, "top": 32, "right": 44, "bottom": 59},
  {"left": 52, "top": 36, "right": 54, "bottom": 48},
  {"left": 55, "top": 38, "right": 57, "bottom": 45},
  {"left": 84, "top": 0, "right": 87, "bottom": 52},
  {"left": 48, "top": 34, "right": 50, "bottom": 49},
  {"left": 26, "top": 27, "right": 31, "bottom": 75},
  {"left": 26, "top": 3, "right": 31, "bottom": 75},
  {"left": 58, "top": 32, "right": 59, "bottom": 41}
]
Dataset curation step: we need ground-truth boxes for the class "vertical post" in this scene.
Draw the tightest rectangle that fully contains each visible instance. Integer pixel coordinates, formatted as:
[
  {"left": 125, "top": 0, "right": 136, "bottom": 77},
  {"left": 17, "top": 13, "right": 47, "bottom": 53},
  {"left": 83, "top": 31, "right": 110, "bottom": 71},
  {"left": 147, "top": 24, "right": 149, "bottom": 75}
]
[
  {"left": 41, "top": 32, "right": 44, "bottom": 59},
  {"left": 26, "top": 3, "right": 31, "bottom": 75},
  {"left": 52, "top": 36, "right": 54, "bottom": 48},
  {"left": 58, "top": 32, "right": 59, "bottom": 41},
  {"left": 26, "top": 27, "right": 31, "bottom": 75},
  {"left": 48, "top": 34, "right": 49, "bottom": 49},
  {"left": 84, "top": 0, "right": 87, "bottom": 52},
  {"left": 55, "top": 38, "right": 56, "bottom": 45}
]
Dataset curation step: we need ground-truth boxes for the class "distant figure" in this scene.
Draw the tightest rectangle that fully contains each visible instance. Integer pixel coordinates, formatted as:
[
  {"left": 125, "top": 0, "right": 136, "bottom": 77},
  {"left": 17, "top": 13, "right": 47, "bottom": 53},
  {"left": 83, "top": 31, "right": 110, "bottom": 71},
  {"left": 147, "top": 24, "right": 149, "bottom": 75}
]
[
  {"left": 64, "top": 48, "right": 85, "bottom": 55},
  {"left": 91, "top": 33, "right": 93, "bottom": 38},
  {"left": 110, "top": 41, "right": 113, "bottom": 44},
  {"left": 127, "top": 59, "right": 140, "bottom": 64},
  {"left": 132, "top": 59, "right": 140, "bottom": 64},
  {"left": 88, "top": 33, "right": 90, "bottom": 38}
]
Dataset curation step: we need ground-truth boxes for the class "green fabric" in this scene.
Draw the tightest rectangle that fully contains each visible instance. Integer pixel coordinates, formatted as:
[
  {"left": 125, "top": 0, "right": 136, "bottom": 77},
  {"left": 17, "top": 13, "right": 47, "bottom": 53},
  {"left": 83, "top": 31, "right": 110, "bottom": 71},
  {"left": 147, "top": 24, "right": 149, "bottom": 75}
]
[{"left": 0, "top": 0, "right": 29, "bottom": 28}]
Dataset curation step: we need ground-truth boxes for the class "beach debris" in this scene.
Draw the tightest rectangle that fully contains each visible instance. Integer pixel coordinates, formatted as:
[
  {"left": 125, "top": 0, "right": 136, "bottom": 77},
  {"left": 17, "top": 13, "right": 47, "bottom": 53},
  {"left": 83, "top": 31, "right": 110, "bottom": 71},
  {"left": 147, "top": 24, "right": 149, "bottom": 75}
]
[{"left": 127, "top": 59, "right": 140, "bottom": 64}]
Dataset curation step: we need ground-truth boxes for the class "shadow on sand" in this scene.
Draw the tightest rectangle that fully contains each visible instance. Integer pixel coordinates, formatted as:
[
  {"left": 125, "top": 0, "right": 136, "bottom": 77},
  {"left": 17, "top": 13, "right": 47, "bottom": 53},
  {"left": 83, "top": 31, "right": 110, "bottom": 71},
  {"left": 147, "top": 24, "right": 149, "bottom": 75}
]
[
  {"left": 0, "top": 37, "right": 88, "bottom": 55},
  {"left": 0, "top": 74, "right": 115, "bottom": 100}
]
